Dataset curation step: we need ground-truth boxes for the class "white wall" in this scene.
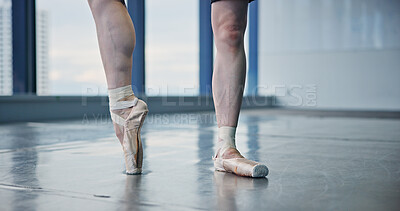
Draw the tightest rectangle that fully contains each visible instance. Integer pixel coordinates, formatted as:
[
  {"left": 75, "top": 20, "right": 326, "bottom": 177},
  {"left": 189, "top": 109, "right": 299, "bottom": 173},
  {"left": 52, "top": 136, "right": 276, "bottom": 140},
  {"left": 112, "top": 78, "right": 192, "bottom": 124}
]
[{"left": 258, "top": 0, "right": 400, "bottom": 111}]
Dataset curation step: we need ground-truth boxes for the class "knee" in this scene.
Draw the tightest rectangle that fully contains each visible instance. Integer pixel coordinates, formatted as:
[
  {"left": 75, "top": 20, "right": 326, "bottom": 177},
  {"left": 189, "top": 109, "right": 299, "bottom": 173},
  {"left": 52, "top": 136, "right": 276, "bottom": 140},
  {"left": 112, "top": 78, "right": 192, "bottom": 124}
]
[
  {"left": 214, "top": 22, "right": 245, "bottom": 52},
  {"left": 87, "top": 0, "right": 100, "bottom": 8},
  {"left": 88, "top": 0, "right": 119, "bottom": 11},
  {"left": 88, "top": 0, "right": 105, "bottom": 12}
]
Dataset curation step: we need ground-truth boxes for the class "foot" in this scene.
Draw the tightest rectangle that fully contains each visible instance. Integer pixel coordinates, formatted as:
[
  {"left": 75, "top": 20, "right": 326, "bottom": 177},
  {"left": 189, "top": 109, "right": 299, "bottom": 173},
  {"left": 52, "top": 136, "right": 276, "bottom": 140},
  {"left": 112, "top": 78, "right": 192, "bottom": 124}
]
[
  {"left": 214, "top": 143, "right": 268, "bottom": 178},
  {"left": 216, "top": 147, "right": 244, "bottom": 159},
  {"left": 109, "top": 94, "right": 148, "bottom": 175},
  {"left": 111, "top": 95, "right": 137, "bottom": 145}
]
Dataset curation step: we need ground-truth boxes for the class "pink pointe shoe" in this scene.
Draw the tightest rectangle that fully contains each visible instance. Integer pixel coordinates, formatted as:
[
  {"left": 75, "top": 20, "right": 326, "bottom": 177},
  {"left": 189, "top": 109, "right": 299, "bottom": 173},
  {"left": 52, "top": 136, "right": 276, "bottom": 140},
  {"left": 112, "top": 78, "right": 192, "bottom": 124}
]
[
  {"left": 109, "top": 85, "right": 148, "bottom": 174},
  {"left": 213, "top": 126, "right": 269, "bottom": 178}
]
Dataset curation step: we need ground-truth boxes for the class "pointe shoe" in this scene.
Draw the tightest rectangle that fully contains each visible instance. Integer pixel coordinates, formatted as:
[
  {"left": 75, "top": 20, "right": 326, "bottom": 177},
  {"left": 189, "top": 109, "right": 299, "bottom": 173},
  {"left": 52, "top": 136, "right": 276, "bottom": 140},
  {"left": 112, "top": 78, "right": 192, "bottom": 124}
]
[
  {"left": 109, "top": 89, "right": 148, "bottom": 175},
  {"left": 213, "top": 126, "right": 268, "bottom": 178},
  {"left": 213, "top": 154, "right": 269, "bottom": 178}
]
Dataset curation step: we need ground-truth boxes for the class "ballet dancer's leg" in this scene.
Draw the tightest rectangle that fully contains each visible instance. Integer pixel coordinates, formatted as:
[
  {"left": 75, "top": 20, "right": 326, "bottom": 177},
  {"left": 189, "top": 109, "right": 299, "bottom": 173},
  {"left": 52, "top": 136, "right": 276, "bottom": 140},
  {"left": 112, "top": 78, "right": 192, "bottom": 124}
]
[
  {"left": 211, "top": 0, "right": 268, "bottom": 177},
  {"left": 88, "top": 0, "right": 133, "bottom": 89},
  {"left": 212, "top": 0, "right": 247, "bottom": 129},
  {"left": 88, "top": 0, "right": 148, "bottom": 174}
]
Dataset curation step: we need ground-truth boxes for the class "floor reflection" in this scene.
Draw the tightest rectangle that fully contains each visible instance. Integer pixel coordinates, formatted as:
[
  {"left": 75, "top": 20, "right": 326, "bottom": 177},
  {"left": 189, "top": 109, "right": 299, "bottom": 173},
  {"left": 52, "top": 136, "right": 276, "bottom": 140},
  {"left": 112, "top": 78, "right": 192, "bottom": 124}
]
[
  {"left": 196, "top": 121, "right": 215, "bottom": 208},
  {"left": 246, "top": 115, "right": 262, "bottom": 162},
  {"left": 213, "top": 171, "right": 268, "bottom": 211},
  {"left": 9, "top": 124, "right": 40, "bottom": 211},
  {"left": 122, "top": 175, "right": 143, "bottom": 211}
]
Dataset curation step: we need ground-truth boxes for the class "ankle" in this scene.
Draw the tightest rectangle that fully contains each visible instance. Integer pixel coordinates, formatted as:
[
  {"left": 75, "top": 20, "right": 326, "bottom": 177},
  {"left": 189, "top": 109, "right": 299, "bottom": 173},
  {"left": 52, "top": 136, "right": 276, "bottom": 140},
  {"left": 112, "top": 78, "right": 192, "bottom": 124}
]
[
  {"left": 108, "top": 85, "right": 136, "bottom": 110},
  {"left": 215, "top": 126, "right": 242, "bottom": 159},
  {"left": 109, "top": 94, "right": 136, "bottom": 119},
  {"left": 217, "top": 147, "right": 243, "bottom": 159},
  {"left": 119, "top": 94, "right": 136, "bottom": 102},
  {"left": 108, "top": 85, "right": 138, "bottom": 126},
  {"left": 218, "top": 126, "right": 236, "bottom": 147}
]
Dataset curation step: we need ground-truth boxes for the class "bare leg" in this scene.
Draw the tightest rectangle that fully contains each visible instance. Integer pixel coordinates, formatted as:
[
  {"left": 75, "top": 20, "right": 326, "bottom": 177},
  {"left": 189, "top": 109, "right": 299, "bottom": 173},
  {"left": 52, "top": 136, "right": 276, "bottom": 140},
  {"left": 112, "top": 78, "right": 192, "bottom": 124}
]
[
  {"left": 212, "top": 0, "right": 268, "bottom": 177},
  {"left": 88, "top": 0, "right": 147, "bottom": 174},
  {"left": 212, "top": 0, "right": 248, "bottom": 159},
  {"left": 88, "top": 0, "right": 134, "bottom": 89},
  {"left": 88, "top": 0, "right": 135, "bottom": 142}
]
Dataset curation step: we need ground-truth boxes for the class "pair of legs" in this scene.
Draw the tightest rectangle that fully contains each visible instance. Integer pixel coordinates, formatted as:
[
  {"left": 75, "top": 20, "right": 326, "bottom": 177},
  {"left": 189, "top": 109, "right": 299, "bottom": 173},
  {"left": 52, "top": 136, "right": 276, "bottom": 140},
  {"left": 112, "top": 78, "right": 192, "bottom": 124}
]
[{"left": 88, "top": 0, "right": 267, "bottom": 177}]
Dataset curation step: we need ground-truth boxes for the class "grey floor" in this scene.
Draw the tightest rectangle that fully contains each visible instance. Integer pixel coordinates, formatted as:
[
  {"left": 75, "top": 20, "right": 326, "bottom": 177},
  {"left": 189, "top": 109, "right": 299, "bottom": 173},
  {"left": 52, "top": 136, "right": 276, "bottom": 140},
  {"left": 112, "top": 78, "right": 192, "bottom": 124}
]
[{"left": 1, "top": 109, "right": 400, "bottom": 211}]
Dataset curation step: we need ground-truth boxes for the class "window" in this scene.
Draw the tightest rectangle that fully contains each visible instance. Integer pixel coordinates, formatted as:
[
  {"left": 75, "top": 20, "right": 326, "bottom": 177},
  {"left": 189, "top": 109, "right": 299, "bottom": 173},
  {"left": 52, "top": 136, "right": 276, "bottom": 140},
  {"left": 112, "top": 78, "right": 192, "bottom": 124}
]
[
  {"left": 36, "top": 0, "right": 106, "bottom": 96},
  {"left": 145, "top": 0, "right": 198, "bottom": 96},
  {"left": 0, "top": 0, "right": 12, "bottom": 96}
]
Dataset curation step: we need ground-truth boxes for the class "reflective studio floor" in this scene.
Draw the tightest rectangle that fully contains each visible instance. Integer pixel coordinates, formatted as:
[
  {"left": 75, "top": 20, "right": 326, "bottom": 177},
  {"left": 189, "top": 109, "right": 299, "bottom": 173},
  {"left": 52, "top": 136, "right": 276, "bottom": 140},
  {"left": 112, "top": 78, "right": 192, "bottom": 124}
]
[{"left": 1, "top": 109, "right": 400, "bottom": 211}]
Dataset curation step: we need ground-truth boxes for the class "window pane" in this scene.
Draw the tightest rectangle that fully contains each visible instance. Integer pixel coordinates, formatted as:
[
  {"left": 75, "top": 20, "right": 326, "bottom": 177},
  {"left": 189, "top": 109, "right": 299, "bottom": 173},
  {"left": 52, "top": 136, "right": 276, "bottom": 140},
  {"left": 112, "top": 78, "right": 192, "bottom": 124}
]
[
  {"left": 259, "top": 0, "right": 400, "bottom": 53},
  {"left": 145, "top": 0, "right": 198, "bottom": 96},
  {"left": 36, "top": 0, "right": 106, "bottom": 96},
  {"left": 0, "top": 0, "right": 12, "bottom": 96},
  {"left": 258, "top": 0, "right": 400, "bottom": 109}
]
